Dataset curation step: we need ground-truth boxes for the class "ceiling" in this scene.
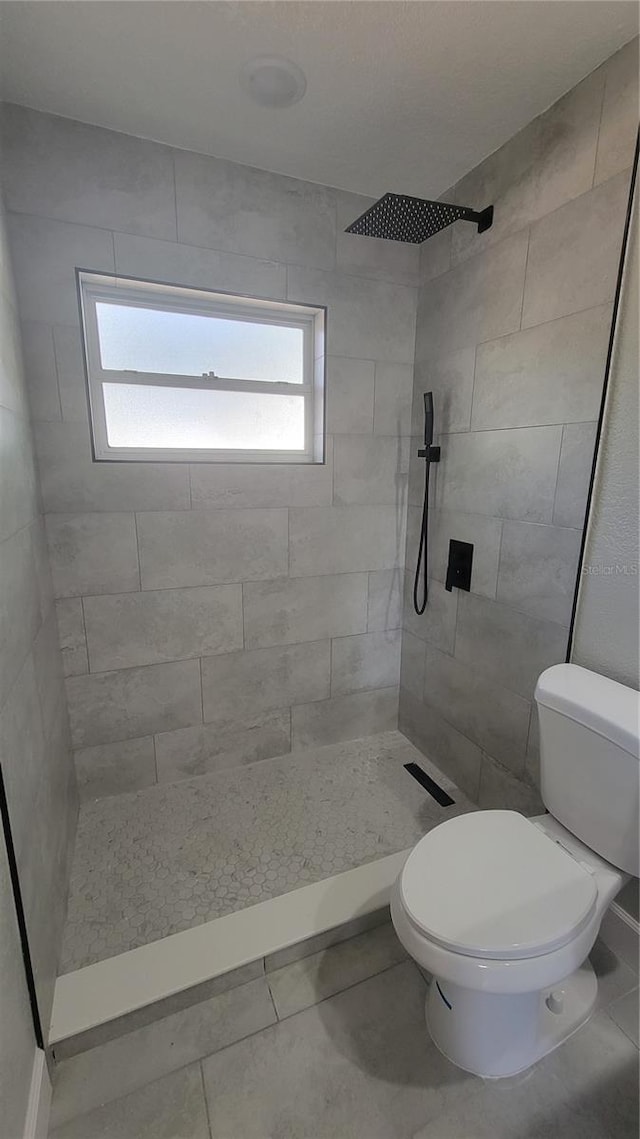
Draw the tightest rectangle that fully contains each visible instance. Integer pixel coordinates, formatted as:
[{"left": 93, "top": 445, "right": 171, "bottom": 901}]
[{"left": 0, "top": 1, "right": 637, "bottom": 198}]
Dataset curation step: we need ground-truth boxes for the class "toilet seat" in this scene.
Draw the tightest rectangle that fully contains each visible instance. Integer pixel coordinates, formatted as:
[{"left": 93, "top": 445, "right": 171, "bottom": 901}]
[{"left": 399, "top": 810, "right": 598, "bottom": 961}]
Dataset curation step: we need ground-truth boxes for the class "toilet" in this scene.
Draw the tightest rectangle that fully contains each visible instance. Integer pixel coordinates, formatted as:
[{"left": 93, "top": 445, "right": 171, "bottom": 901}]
[{"left": 391, "top": 663, "right": 639, "bottom": 1079}]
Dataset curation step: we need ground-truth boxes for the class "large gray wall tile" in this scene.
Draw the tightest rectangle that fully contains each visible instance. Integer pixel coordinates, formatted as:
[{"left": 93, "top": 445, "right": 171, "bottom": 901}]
[
  {"left": 287, "top": 265, "right": 417, "bottom": 362},
  {"left": 0, "top": 405, "right": 39, "bottom": 541},
  {"left": 455, "top": 591, "right": 569, "bottom": 699},
  {"left": 398, "top": 689, "right": 482, "bottom": 801},
  {"left": 113, "top": 231, "right": 286, "bottom": 299},
  {"left": 0, "top": 526, "right": 42, "bottom": 705},
  {"left": 478, "top": 752, "right": 544, "bottom": 815},
  {"left": 289, "top": 505, "right": 404, "bottom": 576},
  {"left": 449, "top": 67, "right": 605, "bottom": 265},
  {"left": 522, "top": 170, "right": 630, "bottom": 327},
  {"left": 594, "top": 38, "right": 639, "bottom": 187},
  {"left": 414, "top": 230, "right": 528, "bottom": 358},
  {"left": 155, "top": 710, "right": 291, "bottom": 783},
  {"left": 402, "top": 574, "right": 458, "bottom": 654},
  {"left": 137, "top": 508, "right": 288, "bottom": 588},
  {"left": 202, "top": 641, "right": 330, "bottom": 726},
  {"left": 399, "top": 631, "right": 426, "bottom": 701},
  {"left": 7, "top": 213, "right": 115, "bottom": 325},
  {"left": 373, "top": 362, "right": 413, "bottom": 437},
  {"left": 52, "top": 325, "right": 89, "bottom": 423},
  {"left": 243, "top": 573, "right": 368, "bottom": 648},
  {"left": 367, "top": 569, "right": 403, "bottom": 632},
  {"left": 46, "top": 512, "right": 139, "bottom": 598},
  {"left": 55, "top": 598, "right": 88, "bottom": 677},
  {"left": 553, "top": 422, "right": 598, "bottom": 528},
  {"left": 331, "top": 629, "right": 401, "bottom": 695},
  {"left": 472, "top": 305, "right": 611, "bottom": 429},
  {"left": 35, "top": 422, "right": 191, "bottom": 513},
  {"left": 428, "top": 509, "right": 502, "bottom": 598},
  {"left": 0, "top": 653, "right": 47, "bottom": 865},
  {"left": 292, "top": 687, "right": 398, "bottom": 748},
  {"left": 497, "top": 521, "right": 582, "bottom": 626},
  {"left": 333, "top": 434, "right": 409, "bottom": 505},
  {"left": 336, "top": 190, "right": 420, "bottom": 285},
  {"left": 175, "top": 149, "right": 336, "bottom": 270},
  {"left": 190, "top": 444, "right": 333, "bottom": 509},
  {"left": 438, "top": 425, "right": 563, "bottom": 522},
  {"left": 2, "top": 105, "right": 177, "bottom": 239},
  {"left": 20, "top": 320, "right": 61, "bottom": 422},
  {"left": 66, "top": 659, "right": 202, "bottom": 747},
  {"left": 326, "top": 356, "right": 375, "bottom": 435},
  {"left": 75, "top": 736, "right": 157, "bottom": 801},
  {"left": 84, "top": 584, "right": 243, "bottom": 671},
  {"left": 422, "top": 643, "right": 530, "bottom": 773},
  {"left": 413, "top": 349, "right": 475, "bottom": 434}
]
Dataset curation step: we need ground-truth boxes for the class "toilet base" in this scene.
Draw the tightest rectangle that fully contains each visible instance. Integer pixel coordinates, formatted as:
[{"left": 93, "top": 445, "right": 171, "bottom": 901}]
[{"left": 425, "top": 960, "right": 597, "bottom": 1078}]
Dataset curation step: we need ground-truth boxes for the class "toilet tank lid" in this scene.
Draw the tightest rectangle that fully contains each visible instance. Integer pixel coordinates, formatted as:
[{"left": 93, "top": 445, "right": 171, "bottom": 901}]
[{"left": 535, "top": 664, "right": 640, "bottom": 758}]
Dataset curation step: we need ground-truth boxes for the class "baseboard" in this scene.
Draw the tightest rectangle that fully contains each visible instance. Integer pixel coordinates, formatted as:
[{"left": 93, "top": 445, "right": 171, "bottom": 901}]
[
  {"left": 23, "top": 1049, "right": 51, "bottom": 1139},
  {"left": 599, "top": 900, "right": 640, "bottom": 974}
]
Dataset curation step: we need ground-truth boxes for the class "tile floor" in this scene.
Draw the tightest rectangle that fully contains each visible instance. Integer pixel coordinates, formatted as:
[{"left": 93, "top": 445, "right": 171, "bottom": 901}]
[
  {"left": 60, "top": 732, "right": 474, "bottom": 972},
  {"left": 50, "top": 948, "right": 639, "bottom": 1139}
]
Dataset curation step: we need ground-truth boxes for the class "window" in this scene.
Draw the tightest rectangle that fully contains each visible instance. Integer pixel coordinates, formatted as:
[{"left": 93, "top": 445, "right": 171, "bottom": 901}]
[{"left": 79, "top": 272, "right": 325, "bottom": 463}]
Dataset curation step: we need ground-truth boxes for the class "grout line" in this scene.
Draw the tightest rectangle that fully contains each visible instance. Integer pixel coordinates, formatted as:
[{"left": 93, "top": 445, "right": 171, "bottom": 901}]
[
  {"left": 198, "top": 657, "right": 205, "bottom": 724},
  {"left": 591, "top": 66, "right": 608, "bottom": 190},
  {"left": 171, "top": 151, "right": 179, "bottom": 243},
  {"left": 199, "top": 1060, "right": 214, "bottom": 1139},
  {"left": 549, "top": 424, "right": 566, "bottom": 530},
  {"left": 132, "top": 512, "right": 142, "bottom": 591},
  {"left": 264, "top": 972, "right": 280, "bottom": 1021},
  {"left": 518, "top": 226, "right": 531, "bottom": 332},
  {"left": 49, "top": 325, "right": 64, "bottom": 421}
]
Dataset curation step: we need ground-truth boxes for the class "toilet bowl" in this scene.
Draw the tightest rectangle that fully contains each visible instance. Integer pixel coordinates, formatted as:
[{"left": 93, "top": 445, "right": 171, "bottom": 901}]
[{"left": 392, "top": 665, "right": 639, "bottom": 1078}]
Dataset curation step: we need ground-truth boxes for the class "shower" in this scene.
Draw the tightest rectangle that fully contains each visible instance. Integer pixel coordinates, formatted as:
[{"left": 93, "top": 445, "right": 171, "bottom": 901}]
[
  {"left": 413, "top": 392, "right": 440, "bottom": 613},
  {"left": 345, "top": 192, "right": 493, "bottom": 243},
  {"left": 346, "top": 191, "right": 494, "bottom": 611}
]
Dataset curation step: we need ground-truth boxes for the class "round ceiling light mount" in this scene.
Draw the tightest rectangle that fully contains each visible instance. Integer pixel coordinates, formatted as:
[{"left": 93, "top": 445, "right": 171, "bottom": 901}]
[{"left": 239, "top": 56, "right": 307, "bottom": 108}]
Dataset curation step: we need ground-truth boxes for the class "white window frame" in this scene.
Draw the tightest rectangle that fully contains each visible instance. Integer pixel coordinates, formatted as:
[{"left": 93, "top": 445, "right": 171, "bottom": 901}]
[{"left": 78, "top": 271, "right": 326, "bottom": 464}]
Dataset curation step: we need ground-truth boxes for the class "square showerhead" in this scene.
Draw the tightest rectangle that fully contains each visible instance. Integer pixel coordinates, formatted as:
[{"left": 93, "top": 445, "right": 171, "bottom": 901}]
[{"left": 345, "top": 193, "right": 493, "bottom": 244}]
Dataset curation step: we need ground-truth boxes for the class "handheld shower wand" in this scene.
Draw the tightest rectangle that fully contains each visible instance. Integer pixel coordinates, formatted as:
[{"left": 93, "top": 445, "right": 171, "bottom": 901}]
[{"left": 413, "top": 392, "right": 440, "bottom": 614}]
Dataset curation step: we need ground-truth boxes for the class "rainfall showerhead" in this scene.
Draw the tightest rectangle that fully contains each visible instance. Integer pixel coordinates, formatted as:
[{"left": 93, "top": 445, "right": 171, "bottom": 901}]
[{"left": 345, "top": 193, "right": 493, "bottom": 244}]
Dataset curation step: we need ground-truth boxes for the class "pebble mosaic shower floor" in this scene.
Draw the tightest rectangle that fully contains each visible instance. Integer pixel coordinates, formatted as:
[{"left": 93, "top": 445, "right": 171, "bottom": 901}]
[{"left": 60, "top": 731, "right": 474, "bottom": 973}]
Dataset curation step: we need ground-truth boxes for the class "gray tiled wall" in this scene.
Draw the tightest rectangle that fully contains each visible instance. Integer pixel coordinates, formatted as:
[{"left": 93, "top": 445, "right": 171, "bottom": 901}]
[
  {"left": 1, "top": 104, "right": 419, "bottom": 799},
  {"left": 400, "top": 38, "right": 638, "bottom": 807},
  {"left": 0, "top": 187, "right": 77, "bottom": 1088}
]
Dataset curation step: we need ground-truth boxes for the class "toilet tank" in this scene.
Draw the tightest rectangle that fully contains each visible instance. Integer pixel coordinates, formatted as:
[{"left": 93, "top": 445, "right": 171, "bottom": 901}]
[{"left": 535, "top": 664, "right": 640, "bottom": 876}]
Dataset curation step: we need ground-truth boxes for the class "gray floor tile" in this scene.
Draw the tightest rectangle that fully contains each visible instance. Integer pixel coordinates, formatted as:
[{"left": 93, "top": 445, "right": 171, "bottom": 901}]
[
  {"left": 50, "top": 977, "right": 275, "bottom": 1129},
  {"left": 608, "top": 987, "right": 639, "bottom": 1048},
  {"left": 202, "top": 963, "right": 476, "bottom": 1139},
  {"left": 49, "top": 1063, "right": 209, "bottom": 1139},
  {"left": 267, "top": 921, "right": 407, "bottom": 1019},
  {"left": 535, "top": 1010, "right": 639, "bottom": 1139},
  {"left": 589, "top": 937, "right": 639, "bottom": 1013}
]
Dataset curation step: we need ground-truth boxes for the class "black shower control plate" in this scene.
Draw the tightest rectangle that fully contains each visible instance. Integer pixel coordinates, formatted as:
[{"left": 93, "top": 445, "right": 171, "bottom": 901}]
[{"left": 445, "top": 539, "right": 473, "bottom": 592}]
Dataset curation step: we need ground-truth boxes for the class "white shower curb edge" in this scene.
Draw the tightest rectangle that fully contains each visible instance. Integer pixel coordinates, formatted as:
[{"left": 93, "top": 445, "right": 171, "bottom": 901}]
[{"left": 49, "top": 849, "right": 410, "bottom": 1045}]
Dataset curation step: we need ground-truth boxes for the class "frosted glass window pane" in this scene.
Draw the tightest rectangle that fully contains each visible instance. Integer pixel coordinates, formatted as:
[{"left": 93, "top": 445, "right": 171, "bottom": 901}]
[
  {"left": 102, "top": 383, "right": 306, "bottom": 451},
  {"left": 96, "top": 303, "right": 304, "bottom": 383}
]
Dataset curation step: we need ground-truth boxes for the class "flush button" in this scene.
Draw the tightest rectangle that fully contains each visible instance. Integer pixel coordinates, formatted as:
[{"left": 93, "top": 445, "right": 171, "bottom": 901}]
[{"left": 546, "top": 990, "right": 564, "bottom": 1014}]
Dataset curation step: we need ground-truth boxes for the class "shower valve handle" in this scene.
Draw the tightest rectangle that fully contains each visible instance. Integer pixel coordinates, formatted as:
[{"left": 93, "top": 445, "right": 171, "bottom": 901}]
[{"left": 418, "top": 445, "right": 441, "bottom": 462}]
